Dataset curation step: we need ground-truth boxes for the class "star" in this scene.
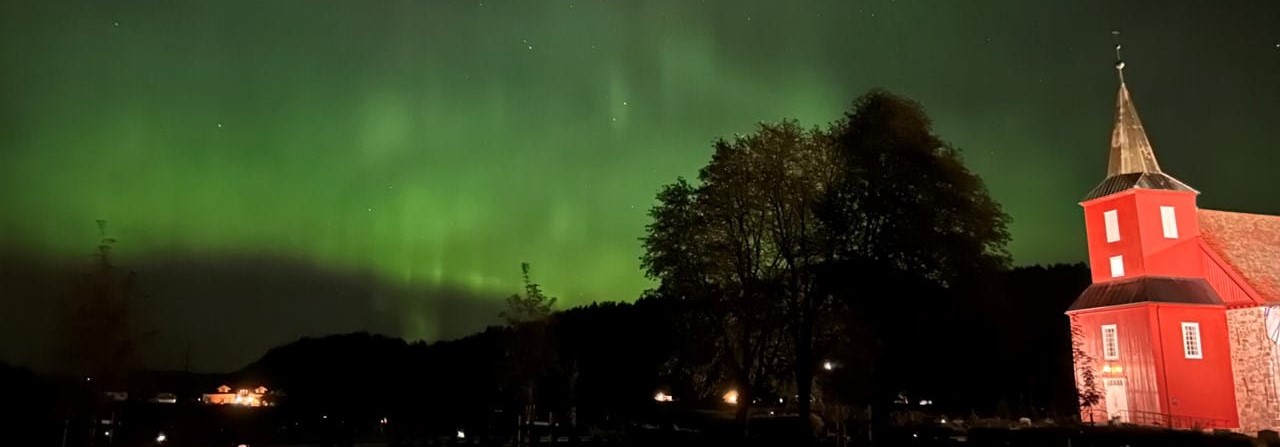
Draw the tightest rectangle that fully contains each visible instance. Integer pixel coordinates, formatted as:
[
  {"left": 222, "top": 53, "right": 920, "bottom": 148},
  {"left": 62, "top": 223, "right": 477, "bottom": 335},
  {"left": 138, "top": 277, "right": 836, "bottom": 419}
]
[
  {"left": 216, "top": 123, "right": 223, "bottom": 128},
  {"left": 622, "top": 101, "right": 629, "bottom": 106},
  {"left": 112, "top": 21, "right": 119, "bottom": 27}
]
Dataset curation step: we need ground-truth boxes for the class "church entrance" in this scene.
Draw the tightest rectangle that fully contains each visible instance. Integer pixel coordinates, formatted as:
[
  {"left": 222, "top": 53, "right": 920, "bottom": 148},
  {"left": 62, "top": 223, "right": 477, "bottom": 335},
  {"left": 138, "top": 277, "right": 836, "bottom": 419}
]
[{"left": 1104, "top": 378, "right": 1129, "bottom": 423}]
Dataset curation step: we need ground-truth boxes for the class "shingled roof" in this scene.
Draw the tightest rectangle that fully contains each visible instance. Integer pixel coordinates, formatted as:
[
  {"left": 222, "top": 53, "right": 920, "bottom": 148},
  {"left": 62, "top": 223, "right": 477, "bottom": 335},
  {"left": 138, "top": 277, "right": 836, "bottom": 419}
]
[
  {"left": 1068, "top": 276, "right": 1222, "bottom": 312},
  {"left": 1198, "top": 209, "right": 1280, "bottom": 302}
]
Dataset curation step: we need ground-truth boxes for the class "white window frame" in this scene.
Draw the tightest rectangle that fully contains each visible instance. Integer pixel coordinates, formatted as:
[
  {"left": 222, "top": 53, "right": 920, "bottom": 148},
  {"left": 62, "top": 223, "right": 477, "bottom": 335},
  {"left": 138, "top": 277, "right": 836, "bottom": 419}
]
[
  {"left": 1109, "top": 255, "right": 1125, "bottom": 278},
  {"left": 1102, "top": 324, "right": 1119, "bottom": 360},
  {"left": 1160, "top": 206, "right": 1179, "bottom": 239},
  {"left": 1104, "top": 209, "right": 1120, "bottom": 243},
  {"left": 1181, "top": 322, "right": 1203, "bottom": 359}
]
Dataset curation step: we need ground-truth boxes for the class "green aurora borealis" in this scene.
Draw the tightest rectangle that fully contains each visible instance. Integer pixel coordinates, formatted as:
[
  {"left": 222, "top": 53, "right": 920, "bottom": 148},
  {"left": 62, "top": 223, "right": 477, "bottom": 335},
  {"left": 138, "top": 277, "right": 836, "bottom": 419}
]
[{"left": 2, "top": 0, "right": 1278, "bottom": 370}]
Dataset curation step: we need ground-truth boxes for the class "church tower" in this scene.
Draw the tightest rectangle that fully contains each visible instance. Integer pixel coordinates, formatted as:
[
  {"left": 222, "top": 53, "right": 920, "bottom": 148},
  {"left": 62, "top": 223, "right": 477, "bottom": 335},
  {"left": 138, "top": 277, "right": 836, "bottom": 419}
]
[{"left": 1067, "top": 55, "right": 1241, "bottom": 429}]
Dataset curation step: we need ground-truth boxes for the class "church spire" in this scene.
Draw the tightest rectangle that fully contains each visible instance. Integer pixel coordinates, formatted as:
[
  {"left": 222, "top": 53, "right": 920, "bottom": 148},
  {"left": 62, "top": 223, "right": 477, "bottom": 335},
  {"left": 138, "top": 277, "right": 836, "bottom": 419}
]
[
  {"left": 1107, "top": 47, "right": 1162, "bottom": 176},
  {"left": 1082, "top": 42, "right": 1196, "bottom": 201}
]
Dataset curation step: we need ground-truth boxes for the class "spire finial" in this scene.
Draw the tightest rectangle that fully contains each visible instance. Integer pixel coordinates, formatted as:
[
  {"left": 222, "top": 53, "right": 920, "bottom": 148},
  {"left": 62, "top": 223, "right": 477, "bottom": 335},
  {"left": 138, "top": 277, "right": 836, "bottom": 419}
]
[{"left": 1112, "top": 30, "right": 1126, "bottom": 83}]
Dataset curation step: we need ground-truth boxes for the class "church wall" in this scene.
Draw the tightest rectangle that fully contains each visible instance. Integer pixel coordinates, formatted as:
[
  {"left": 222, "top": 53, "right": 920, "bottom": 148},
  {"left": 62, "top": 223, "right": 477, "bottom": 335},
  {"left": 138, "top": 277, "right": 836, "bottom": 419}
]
[
  {"left": 1226, "top": 307, "right": 1280, "bottom": 433},
  {"left": 1071, "top": 306, "right": 1163, "bottom": 419},
  {"left": 1153, "top": 304, "right": 1238, "bottom": 428}
]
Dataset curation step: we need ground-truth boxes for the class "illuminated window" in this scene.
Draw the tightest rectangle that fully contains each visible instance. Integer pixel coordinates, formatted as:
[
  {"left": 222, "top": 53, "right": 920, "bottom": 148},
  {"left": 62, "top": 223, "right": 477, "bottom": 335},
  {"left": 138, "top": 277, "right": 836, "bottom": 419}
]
[
  {"left": 1182, "top": 322, "right": 1202, "bottom": 359},
  {"left": 1104, "top": 210, "right": 1120, "bottom": 243},
  {"left": 1161, "top": 206, "right": 1178, "bottom": 239},
  {"left": 1109, "top": 255, "right": 1125, "bottom": 278},
  {"left": 1102, "top": 324, "right": 1119, "bottom": 360}
]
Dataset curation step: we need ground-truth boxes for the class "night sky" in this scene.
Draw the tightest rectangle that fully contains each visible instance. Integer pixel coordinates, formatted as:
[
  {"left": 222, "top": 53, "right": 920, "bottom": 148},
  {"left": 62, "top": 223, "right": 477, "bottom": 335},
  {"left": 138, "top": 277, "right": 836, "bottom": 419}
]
[{"left": 2, "top": 0, "right": 1278, "bottom": 371}]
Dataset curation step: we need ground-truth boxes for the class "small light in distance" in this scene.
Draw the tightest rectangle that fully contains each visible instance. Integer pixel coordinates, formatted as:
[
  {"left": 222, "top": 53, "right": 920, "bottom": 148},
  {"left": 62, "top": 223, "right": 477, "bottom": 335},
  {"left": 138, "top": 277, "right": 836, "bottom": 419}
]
[
  {"left": 823, "top": 361, "right": 834, "bottom": 371},
  {"left": 156, "top": 432, "right": 167, "bottom": 443},
  {"left": 456, "top": 430, "right": 466, "bottom": 439},
  {"left": 722, "top": 390, "right": 738, "bottom": 405}
]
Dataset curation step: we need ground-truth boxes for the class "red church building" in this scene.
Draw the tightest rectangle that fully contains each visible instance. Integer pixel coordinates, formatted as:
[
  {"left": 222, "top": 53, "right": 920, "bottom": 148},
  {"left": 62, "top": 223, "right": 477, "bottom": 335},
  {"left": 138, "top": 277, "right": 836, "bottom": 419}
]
[{"left": 1068, "top": 62, "right": 1280, "bottom": 432}]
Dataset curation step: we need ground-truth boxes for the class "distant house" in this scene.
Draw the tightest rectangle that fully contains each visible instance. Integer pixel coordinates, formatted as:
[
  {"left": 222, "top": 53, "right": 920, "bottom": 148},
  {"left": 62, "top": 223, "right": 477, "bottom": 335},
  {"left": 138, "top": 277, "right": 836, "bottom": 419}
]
[
  {"left": 1068, "top": 62, "right": 1280, "bottom": 432},
  {"left": 203, "top": 384, "right": 271, "bottom": 407}
]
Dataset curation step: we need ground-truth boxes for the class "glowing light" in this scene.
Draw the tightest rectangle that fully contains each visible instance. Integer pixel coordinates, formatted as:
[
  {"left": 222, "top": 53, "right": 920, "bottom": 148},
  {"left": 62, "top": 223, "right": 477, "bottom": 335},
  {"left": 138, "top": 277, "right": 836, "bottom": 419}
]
[
  {"left": 723, "top": 390, "right": 739, "bottom": 405},
  {"left": 1101, "top": 364, "right": 1113, "bottom": 374},
  {"left": 653, "top": 391, "right": 673, "bottom": 402},
  {"left": 823, "top": 361, "right": 834, "bottom": 371},
  {"left": 156, "top": 433, "right": 167, "bottom": 443},
  {"left": 456, "top": 430, "right": 466, "bottom": 439}
]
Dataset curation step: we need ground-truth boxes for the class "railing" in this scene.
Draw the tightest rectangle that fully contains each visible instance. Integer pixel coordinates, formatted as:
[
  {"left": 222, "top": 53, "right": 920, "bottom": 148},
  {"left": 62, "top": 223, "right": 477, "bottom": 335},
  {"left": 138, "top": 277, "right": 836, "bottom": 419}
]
[{"left": 1083, "top": 409, "right": 1233, "bottom": 430}]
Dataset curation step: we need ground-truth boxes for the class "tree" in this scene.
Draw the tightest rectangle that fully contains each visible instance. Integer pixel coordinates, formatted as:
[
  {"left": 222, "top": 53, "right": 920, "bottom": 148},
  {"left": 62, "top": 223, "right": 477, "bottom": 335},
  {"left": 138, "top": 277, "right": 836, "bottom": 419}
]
[
  {"left": 501, "top": 262, "right": 556, "bottom": 326},
  {"left": 642, "top": 136, "right": 799, "bottom": 427},
  {"left": 1071, "top": 321, "right": 1103, "bottom": 423},
  {"left": 56, "top": 220, "right": 149, "bottom": 380},
  {"left": 820, "top": 90, "right": 1010, "bottom": 415},
  {"left": 500, "top": 263, "right": 556, "bottom": 445},
  {"left": 643, "top": 90, "right": 1011, "bottom": 436}
]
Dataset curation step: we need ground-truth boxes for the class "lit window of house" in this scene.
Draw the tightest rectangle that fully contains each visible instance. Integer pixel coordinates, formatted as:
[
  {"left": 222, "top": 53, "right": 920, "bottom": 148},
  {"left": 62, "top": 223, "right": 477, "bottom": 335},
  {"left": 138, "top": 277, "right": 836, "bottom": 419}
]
[
  {"left": 1109, "top": 255, "right": 1125, "bottom": 278},
  {"left": 1104, "top": 210, "right": 1120, "bottom": 242},
  {"left": 1182, "top": 322, "right": 1202, "bottom": 359},
  {"left": 1102, "top": 324, "right": 1119, "bottom": 360},
  {"left": 1160, "top": 206, "right": 1178, "bottom": 239}
]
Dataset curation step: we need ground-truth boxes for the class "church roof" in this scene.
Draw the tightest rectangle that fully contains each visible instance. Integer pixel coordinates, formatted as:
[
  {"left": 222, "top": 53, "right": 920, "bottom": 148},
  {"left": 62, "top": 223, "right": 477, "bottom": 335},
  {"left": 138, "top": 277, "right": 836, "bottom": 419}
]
[
  {"left": 1068, "top": 276, "right": 1222, "bottom": 312},
  {"left": 1082, "top": 73, "right": 1197, "bottom": 201},
  {"left": 1198, "top": 209, "right": 1280, "bottom": 302}
]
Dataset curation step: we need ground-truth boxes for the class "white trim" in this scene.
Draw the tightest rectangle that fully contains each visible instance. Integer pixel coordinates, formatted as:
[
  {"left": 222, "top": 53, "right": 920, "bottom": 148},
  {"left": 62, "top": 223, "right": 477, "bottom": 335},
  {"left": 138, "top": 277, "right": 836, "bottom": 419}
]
[
  {"left": 1109, "top": 255, "right": 1125, "bottom": 278},
  {"left": 1160, "top": 206, "right": 1179, "bottom": 239},
  {"left": 1181, "top": 322, "right": 1202, "bottom": 359},
  {"left": 1102, "top": 324, "right": 1119, "bottom": 360},
  {"left": 1104, "top": 210, "right": 1120, "bottom": 243}
]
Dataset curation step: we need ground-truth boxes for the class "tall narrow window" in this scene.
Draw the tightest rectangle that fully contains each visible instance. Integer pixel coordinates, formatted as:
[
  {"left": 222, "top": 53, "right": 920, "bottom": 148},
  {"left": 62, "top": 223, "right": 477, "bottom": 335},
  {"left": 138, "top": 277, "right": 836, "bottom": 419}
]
[
  {"left": 1182, "top": 322, "right": 1202, "bottom": 359},
  {"left": 1102, "top": 324, "right": 1119, "bottom": 360},
  {"left": 1161, "top": 206, "right": 1179, "bottom": 239},
  {"left": 1109, "top": 255, "right": 1125, "bottom": 278},
  {"left": 1104, "top": 210, "right": 1120, "bottom": 243}
]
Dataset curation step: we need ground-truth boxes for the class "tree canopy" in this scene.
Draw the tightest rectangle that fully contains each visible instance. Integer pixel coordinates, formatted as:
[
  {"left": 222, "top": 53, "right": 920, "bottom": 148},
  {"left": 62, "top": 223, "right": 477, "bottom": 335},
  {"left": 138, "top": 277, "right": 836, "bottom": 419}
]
[{"left": 642, "top": 89, "right": 1012, "bottom": 430}]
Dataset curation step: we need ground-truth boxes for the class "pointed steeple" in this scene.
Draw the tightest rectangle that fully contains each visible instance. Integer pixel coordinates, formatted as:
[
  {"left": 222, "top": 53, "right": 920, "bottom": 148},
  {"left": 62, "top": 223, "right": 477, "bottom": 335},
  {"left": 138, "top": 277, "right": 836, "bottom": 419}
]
[
  {"left": 1083, "top": 52, "right": 1196, "bottom": 201},
  {"left": 1107, "top": 77, "right": 1162, "bottom": 176}
]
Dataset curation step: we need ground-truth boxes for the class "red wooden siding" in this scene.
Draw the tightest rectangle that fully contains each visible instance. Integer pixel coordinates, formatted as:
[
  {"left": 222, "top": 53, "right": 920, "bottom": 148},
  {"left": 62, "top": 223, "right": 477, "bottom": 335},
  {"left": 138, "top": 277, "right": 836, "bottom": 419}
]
[
  {"left": 1133, "top": 191, "right": 1203, "bottom": 278},
  {"left": 1072, "top": 305, "right": 1164, "bottom": 416},
  {"left": 1083, "top": 192, "right": 1146, "bottom": 283},
  {"left": 1202, "top": 245, "right": 1261, "bottom": 306},
  {"left": 1153, "top": 304, "right": 1238, "bottom": 426}
]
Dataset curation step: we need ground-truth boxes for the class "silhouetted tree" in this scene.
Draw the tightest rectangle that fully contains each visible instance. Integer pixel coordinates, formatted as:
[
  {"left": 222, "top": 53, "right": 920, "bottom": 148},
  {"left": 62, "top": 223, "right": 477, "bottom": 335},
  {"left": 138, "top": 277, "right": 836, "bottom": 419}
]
[
  {"left": 501, "top": 263, "right": 556, "bottom": 443},
  {"left": 501, "top": 263, "right": 557, "bottom": 326},
  {"left": 640, "top": 124, "right": 819, "bottom": 425},
  {"left": 820, "top": 90, "right": 1010, "bottom": 419},
  {"left": 56, "top": 221, "right": 149, "bottom": 381},
  {"left": 644, "top": 90, "right": 1011, "bottom": 436}
]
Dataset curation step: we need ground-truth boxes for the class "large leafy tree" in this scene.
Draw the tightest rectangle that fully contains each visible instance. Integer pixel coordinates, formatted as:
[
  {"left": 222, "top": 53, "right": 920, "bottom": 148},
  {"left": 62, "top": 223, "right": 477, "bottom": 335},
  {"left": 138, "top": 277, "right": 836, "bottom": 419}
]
[
  {"left": 643, "top": 90, "right": 1010, "bottom": 434},
  {"left": 822, "top": 90, "right": 1010, "bottom": 411}
]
